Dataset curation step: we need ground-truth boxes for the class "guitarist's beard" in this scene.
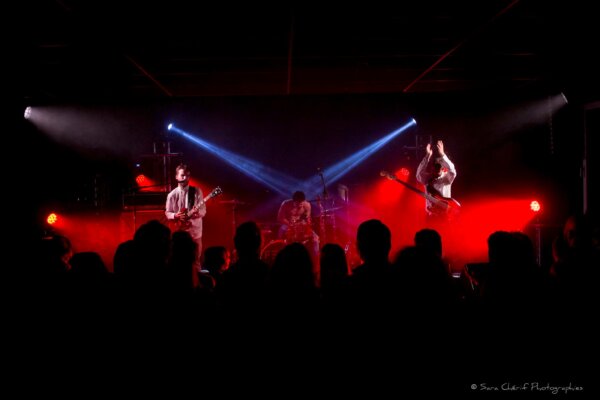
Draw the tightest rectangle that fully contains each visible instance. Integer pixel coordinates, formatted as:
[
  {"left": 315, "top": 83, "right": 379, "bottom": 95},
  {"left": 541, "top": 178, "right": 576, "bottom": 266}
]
[{"left": 176, "top": 179, "right": 189, "bottom": 186}]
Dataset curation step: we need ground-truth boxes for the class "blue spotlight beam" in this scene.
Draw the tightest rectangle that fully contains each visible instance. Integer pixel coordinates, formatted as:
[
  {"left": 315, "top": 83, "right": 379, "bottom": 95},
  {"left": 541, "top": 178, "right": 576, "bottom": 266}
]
[
  {"left": 169, "top": 118, "right": 415, "bottom": 198},
  {"left": 303, "top": 119, "right": 417, "bottom": 192},
  {"left": 170, "top": 126, "right": 302, "bottom": 195}
]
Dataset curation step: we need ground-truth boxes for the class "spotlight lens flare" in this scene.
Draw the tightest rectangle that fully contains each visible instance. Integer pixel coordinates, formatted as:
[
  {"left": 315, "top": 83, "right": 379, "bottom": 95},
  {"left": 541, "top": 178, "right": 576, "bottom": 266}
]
[
  {"left": 167, "top": 123, "right": 173, "bottom": 130},
  {"left": 530, "top": 201, "right": 541, "bottom": 213},
  {"left": 47, "top": 213, "right": 58, "bottom": 225},
  {"left": 24, "top": 107, "right": 32, "bottom": 119}
]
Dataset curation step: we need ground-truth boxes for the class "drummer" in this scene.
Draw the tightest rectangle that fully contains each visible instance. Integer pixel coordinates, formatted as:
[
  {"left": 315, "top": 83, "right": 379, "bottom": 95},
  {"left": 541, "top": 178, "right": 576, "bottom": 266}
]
[{"left": 277, "top": 191, "right": 320, "bottom": 255}]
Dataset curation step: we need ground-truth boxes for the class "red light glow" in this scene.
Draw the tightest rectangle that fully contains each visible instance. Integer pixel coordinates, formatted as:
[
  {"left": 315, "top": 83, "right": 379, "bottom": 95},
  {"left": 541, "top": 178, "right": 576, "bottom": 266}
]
[{"left": 47, "top": 213, "right": 58, "bottom": 225}]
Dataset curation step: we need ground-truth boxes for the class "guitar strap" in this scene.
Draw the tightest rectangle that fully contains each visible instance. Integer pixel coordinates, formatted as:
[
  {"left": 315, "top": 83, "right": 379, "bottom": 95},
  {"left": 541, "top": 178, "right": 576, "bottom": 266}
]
[{"left": 187, "top": 186, "right": 196, "bottom": 210}]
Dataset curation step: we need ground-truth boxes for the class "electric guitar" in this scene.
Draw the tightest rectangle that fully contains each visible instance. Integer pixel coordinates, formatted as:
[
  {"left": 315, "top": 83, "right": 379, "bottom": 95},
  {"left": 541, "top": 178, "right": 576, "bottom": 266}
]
[
  {"left": 380, "top": 171, "right": 461, "bottom": 215},
  {"left": 173, "top": 186, "right": 223, "bottom": 230}
]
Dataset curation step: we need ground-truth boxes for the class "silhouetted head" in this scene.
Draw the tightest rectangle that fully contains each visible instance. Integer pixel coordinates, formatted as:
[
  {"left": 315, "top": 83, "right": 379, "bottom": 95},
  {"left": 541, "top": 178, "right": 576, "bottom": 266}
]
[
  {"left": 415, "top": 228, "right": 442, "bottom": 257},
  {"left": 203, "top": 246, "right": 231, "bottom": 274},
  {"left": 356, "top": 219, "right": 391, "bottom": 263},
  {"left": 292, "top": 191, "right": 305, "bottom": 202},
  {"left": 234, "top": 221, "right": 262, "bottom": 257},
  {"left": 432, "top": 159, "right": 444, "bottom": 177}
]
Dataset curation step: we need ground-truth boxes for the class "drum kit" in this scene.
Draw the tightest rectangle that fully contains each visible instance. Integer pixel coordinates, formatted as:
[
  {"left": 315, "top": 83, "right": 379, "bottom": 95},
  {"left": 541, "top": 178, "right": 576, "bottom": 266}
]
[
  {"left": 312, "top": 199, "right": 345, "bottom": 245},
  {"left": 259, "top": 221, "right": 314, "bottom": 266},
  {"left": 258, "top": 199, "right": 346, "bottom": 264},
  {"left": 220, "top": 194, "right": 346, "bottom": 265}
]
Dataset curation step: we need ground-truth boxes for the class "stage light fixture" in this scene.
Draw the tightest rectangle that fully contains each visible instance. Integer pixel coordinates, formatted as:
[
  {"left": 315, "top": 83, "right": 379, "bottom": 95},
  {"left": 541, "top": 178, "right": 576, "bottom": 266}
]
[
  {"left": 530, "top": 200, "right": 541, "bottom": 213},
  {"left": 47, "top": 213, "right": 58, "bottom": 225}
]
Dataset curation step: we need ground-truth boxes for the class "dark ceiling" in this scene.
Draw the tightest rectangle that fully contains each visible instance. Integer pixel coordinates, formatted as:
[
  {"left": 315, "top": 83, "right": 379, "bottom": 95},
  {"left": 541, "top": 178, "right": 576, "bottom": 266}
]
[{"left": 17, "top": 0, "right": 599, "bottom": 103}]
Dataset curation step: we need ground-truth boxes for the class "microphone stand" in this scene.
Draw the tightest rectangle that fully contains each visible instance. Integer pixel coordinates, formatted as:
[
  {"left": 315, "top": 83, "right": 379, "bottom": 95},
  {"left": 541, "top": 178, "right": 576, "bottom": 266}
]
[
  {"left": 317, "top": 169, "right": 330, "bottom": 243},
  {"left": 318, "top": 169, "right": 328, "bottom": 200}
]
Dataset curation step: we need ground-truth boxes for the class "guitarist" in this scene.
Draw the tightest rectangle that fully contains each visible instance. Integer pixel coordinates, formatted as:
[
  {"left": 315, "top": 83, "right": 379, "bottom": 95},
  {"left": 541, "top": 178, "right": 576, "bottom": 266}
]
[
  {"left": 416, "top": 140, "right": 457, "bottom": 218},
  {"left": 165, "top": 163, "right": 207, "bottom": 271}
]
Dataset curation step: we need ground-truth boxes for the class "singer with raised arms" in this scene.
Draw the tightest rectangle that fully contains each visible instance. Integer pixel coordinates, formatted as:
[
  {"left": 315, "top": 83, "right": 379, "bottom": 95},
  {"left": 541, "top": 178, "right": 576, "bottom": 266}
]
[
  {"left": 165, "top": 163, "right": 207, "bottom": 271},
  {"left": 415, "top": 140, "right": 458, "bottom": 219}
]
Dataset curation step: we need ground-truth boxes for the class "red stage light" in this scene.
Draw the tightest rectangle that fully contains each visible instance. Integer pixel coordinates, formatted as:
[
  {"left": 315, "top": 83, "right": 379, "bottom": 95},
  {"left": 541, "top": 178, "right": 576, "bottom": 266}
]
[
  {"left": 136, "top": 174, "right": 147, "bottom": 184},
  {"left": 400, "top": 167, "right": 410, "bottom": 177},
  {"left": 530, "top": 200, "right": 541, "bottom": 212},
  {"left": 47, "top": 213, "right": 58, "bottom": 225}
]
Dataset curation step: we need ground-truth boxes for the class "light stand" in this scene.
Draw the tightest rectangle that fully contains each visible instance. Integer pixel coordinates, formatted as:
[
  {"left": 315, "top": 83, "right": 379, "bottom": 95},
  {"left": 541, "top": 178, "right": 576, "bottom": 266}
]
[{"left": 534, "top": 216, "right": 542, "bottom": 267}]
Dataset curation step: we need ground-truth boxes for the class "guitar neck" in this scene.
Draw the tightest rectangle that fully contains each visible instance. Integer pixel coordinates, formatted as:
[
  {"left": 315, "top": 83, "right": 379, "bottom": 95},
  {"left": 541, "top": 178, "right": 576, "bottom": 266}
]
[
  {"left": 192, "top": 188, "right": 222, "bottom": 213},
  {"left": 384, "top": 173, "right": 448, "bottom": 208},
  {"left": 388, "top": 175, "right": 428, "bottom": 198},
  {"left": 189, "top": 195, "right": 211, "bottom": 214},
  {"left": 421, "top": 190, "right": 443, "bottom": 205},
  {"left": 186, "top": 195, "right": 208, "bottom": 216}
]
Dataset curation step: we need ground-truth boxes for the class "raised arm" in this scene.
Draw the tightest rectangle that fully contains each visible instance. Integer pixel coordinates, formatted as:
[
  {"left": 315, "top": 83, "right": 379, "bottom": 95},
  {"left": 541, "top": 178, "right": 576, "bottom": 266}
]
[
  {"left": 416, "top": 143, "right": 433, "bottom": 185},
  {"left": 436, "top": 140, "right": 456, "bottom": 183}
]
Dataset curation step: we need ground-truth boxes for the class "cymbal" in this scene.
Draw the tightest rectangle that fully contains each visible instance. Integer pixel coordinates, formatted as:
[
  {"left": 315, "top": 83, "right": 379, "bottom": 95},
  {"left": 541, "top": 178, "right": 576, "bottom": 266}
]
[
  {"left": 322, "top": 206, "right": 344, "bottom": 213},
  {"left": 219, "top": 199, "right": 247, "bottom": 205}
]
